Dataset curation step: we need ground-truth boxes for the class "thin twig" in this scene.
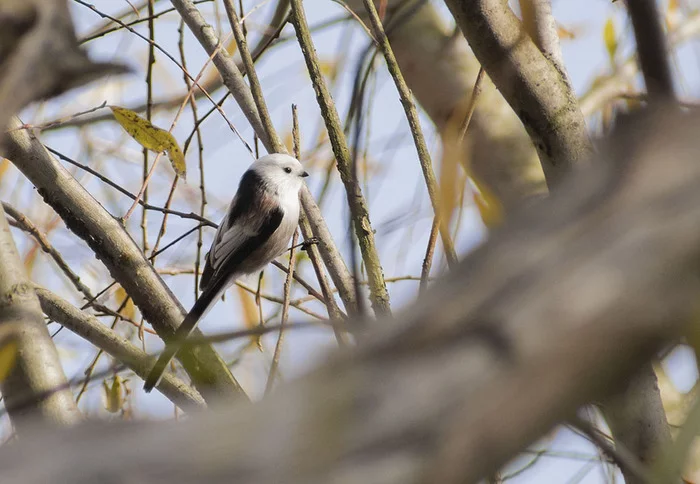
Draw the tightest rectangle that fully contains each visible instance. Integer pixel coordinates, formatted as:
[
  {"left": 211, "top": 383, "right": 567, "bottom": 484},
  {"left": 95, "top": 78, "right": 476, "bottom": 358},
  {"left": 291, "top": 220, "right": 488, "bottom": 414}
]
[
  {"left": 264, "top": 230, "right": 299, "bottom": 395},
  {"left": 420, "top": 216, "right": 440, "bottom": 295},
  {"left": 222, "top": 0, "right": 284, "bottom": 152},
  {"left": 361, "top": 0, "right": 458, "bottom": 269},
  {"left": 290, "top": 0, "right": 391, "bottom": 316},
  {"left": 45, "top": 147, "right": 215, "bottom": 227},
  {"left": 568, "top": 416, "right": 652, "bottom": 484}
]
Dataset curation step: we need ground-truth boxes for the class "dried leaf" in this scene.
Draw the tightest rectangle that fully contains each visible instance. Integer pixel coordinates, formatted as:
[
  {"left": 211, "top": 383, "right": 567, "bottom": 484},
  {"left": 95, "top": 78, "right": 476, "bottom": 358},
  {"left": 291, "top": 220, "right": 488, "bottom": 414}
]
[
  {"left": 166, "top": 144, "right": 186, "bottom": 178},
  {"left": 0, "top": 158, "right": 10, "bottom": 182},
  {"left": 110, "top": 106, "right": 186, "bottom": 178},
  {"left": 115, "top": 286, "right": 136, "bottom": 321},
  {"left": 0, "top": 340, "right": 18, "bottom": 383},
  {"left": 103, "top": 376, "right": 123, "bottom": 413}
]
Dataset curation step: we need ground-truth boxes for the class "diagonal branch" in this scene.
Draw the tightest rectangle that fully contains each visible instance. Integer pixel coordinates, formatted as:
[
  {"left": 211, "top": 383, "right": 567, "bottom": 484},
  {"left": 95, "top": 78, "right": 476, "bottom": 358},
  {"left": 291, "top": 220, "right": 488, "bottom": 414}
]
[
  {"left": 1, "top": 118, "right": 245, "bottom": 403},
  {"left": 289, "top": 0, "right": 391, "bottom": 316},
  {"left": 0, "top": 204, "right": 81, "bottom": 429},
  {"left": 35, "top": 287, "right": 205, "bottom": 410},
  {"left": 443, "top": 0, "right": 592, "bottom": 186}
]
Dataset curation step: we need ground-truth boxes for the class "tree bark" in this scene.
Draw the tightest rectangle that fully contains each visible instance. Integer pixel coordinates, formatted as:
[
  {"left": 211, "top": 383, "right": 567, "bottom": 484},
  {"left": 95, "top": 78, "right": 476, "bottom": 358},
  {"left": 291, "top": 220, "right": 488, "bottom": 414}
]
[
  {"left": 0, "top": 204, "right": 81, "bottom": 430},
  {"left": 443, "top": 0, "right": 592, "bottom": 186},
  {"left": 0, "top": 108, "right": 695, "bottom": 483}
]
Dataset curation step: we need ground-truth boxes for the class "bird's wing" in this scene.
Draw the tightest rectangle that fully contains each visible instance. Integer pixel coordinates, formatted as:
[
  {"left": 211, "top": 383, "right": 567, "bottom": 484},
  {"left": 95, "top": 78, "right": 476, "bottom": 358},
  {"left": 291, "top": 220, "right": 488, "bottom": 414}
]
[{"left": 200, "top": 169, "right": 283, "bottom": 293}]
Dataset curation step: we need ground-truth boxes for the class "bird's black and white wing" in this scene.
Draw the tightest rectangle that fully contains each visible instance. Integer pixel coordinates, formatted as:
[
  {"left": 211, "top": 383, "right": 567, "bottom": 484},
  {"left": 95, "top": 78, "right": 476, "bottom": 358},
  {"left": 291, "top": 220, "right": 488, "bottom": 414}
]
[
  {"left": 200, "top": 169, "right": 284, "bottom": 294},
  {"left": 143, "top": 169, "right": 283, "bottom": 392}
]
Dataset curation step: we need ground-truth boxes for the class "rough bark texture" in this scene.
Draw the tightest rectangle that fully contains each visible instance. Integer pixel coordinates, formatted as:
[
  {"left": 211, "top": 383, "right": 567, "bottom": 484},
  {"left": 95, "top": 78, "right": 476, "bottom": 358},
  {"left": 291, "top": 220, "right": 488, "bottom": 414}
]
[
  {"left": 443, "top": 0, "right": 592, "bottom": 186},
  {"left": 602, "top": 365, "right": 672, "bottom": 484},
  {"left": 35, "top": 287, "right": 206, "bottom": 410},
  {"left": 0, "top": 204, "right": 81, "bottom": 430},
  {"left": 1, "top": 119, "right": 244, "bottom": 402},
  {"left": 0, "top": 109, "right": 695, "bottom": 483}
]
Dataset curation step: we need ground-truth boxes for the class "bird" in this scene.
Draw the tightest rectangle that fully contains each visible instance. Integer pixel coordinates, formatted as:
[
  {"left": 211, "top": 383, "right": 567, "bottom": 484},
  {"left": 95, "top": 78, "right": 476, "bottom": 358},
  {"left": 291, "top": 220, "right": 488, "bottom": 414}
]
[{"left": 143, "top": 153, "right": 309, "bottom": 392}]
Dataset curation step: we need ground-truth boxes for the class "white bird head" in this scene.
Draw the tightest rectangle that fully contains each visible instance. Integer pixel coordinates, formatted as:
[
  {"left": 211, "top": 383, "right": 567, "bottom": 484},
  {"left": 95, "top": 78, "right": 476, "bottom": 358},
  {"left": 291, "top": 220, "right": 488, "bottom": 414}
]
[{"left": 251, "top": 154, "right": 308, "bottom": 193}]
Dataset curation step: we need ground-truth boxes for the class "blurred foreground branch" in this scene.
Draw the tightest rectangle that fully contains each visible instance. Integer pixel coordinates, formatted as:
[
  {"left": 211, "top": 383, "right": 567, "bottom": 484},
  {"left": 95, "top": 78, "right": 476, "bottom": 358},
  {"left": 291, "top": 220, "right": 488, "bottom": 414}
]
[{"left": 0, "top": 108, "right": 697, "bottom": 482}]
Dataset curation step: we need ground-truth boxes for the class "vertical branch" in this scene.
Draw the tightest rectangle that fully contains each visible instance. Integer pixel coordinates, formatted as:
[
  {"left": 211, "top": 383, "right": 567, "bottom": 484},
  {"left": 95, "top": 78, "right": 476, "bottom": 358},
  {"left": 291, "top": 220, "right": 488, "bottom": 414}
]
[
  {"left": 222, "top": 0, "right": 284, "bottom": 153},
  {"left": 177, "top": 19, "right": 207, "bottom": 298},
  {"left": 360, "top": 0, "right": 458, "bottom": 269},
  {"left": 289, "top": 0, "right": 391, "bottom": 316},
  {"left": 0, "top": 204, "right": 81, "bottom": 430},
  {"left": 289, "top": 105, "right": 348, "bottom": 343},
  {"left": 624, "top": 0, "right": 675, "bottom": 102},
  {"left": 420, "top": 216, "right": 440, "bottom": 295},
  {"left": 141, "top": 0, "right": 156, "bottom": 252},
  {"left": 265, "top": 229, "right": 298, "bottom": 395}
]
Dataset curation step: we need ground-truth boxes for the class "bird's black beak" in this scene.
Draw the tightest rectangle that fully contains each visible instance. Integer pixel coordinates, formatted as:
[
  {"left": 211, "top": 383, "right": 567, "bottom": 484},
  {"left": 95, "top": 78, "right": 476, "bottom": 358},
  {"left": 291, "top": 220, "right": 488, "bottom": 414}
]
[{"left": 301, "top": 171, "right": 309, "bottom": 178}]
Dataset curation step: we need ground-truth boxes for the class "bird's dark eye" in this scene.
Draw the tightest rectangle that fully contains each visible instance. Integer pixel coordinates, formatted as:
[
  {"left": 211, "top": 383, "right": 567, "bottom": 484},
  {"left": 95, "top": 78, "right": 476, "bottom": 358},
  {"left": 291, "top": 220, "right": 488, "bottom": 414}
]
[{"left": 284, "top": 167, "right": 292, "bottom": 174}]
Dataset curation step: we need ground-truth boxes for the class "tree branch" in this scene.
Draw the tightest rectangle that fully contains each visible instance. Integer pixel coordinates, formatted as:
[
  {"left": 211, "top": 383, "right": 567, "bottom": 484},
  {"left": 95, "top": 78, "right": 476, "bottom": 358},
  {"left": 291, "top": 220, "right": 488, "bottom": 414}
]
[
  {"left": 443, "top": 0, "right": 591, "bottom": 186},
  {"left": 290, "top": 0, "right": 391, "bottom": 316},
  {"left": 0, "top": 204, "right": 81, "bottom": 429},
  {"left": 34, "top": 287, "right": 205, "bottom": 410}
]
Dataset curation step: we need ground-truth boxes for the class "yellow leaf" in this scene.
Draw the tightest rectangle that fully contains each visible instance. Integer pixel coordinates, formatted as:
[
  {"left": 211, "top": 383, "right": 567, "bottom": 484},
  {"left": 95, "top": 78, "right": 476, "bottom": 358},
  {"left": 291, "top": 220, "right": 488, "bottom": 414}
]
[
  {"left": 0, "top": 340, "right": 18, "bottom": 383},
  {"left": 236, "top": 286, "right": 263, "bottom": 351},
  {"left": 224, "top": 36, "right": 238, "bottom": 56},
  {"left": 103, "top": 376, "right": 123, "bottom": 413},
  {"left": 603, "top": 17, "right": 617, "bottom": 67},
  {"left": 115, "top": 286, "right": 136, "bottom": 321},
  {"left": 110, "top": 106, "right": 186, "bottom": 178},
  {"left": 166, "top": 144, "right": 186, "bottom": 178}
]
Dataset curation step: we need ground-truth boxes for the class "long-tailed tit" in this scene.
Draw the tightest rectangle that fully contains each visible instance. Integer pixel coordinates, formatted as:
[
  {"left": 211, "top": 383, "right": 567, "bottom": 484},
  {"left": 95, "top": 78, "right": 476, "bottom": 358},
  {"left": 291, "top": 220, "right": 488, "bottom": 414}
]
[{"left": 143, "top": 154, "right": 309, "bottom": 392}]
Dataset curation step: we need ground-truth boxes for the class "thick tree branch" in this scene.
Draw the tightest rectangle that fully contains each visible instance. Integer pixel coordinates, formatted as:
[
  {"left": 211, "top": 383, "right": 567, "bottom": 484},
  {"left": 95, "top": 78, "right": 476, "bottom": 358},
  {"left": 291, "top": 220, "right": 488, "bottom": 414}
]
[
  {"left": 0, "top": 109, "right": 698, "bottom": 483},
  {"left": 625, "top": 0, "right": 675, "bottom": 102},
  {"left": 443, "top": 0, "right": 592, "bottom": 186},
  {"left": 0, "top": 204, "right": 81, "bottom": 429}
]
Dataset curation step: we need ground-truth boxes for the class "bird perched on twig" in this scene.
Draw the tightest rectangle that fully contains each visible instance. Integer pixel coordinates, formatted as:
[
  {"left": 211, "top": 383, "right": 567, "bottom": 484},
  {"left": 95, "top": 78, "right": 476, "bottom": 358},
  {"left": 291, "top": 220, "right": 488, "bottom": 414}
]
[{"left": 143, "top": 153, "right": 309, "bottom": 392}]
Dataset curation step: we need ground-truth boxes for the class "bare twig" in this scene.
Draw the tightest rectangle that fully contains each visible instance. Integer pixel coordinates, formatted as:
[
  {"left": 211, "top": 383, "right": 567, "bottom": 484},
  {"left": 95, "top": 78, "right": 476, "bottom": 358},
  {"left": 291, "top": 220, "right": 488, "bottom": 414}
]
[
  {"left": 361, "top": 0, "right": 458, "bottom": 269},
  {"left": 264, "top": 230, "right": 299, "bottom": 394},
  {"left": 290, "top": 0, "right": 391, "bottom": 316}
]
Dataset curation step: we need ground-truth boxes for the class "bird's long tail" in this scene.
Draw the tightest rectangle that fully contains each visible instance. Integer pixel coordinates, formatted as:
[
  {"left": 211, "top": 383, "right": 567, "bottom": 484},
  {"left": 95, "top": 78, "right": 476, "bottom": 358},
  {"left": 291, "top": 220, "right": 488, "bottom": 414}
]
[{"left": 143, "top": 288, "right": 219, "bottom": 392}]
